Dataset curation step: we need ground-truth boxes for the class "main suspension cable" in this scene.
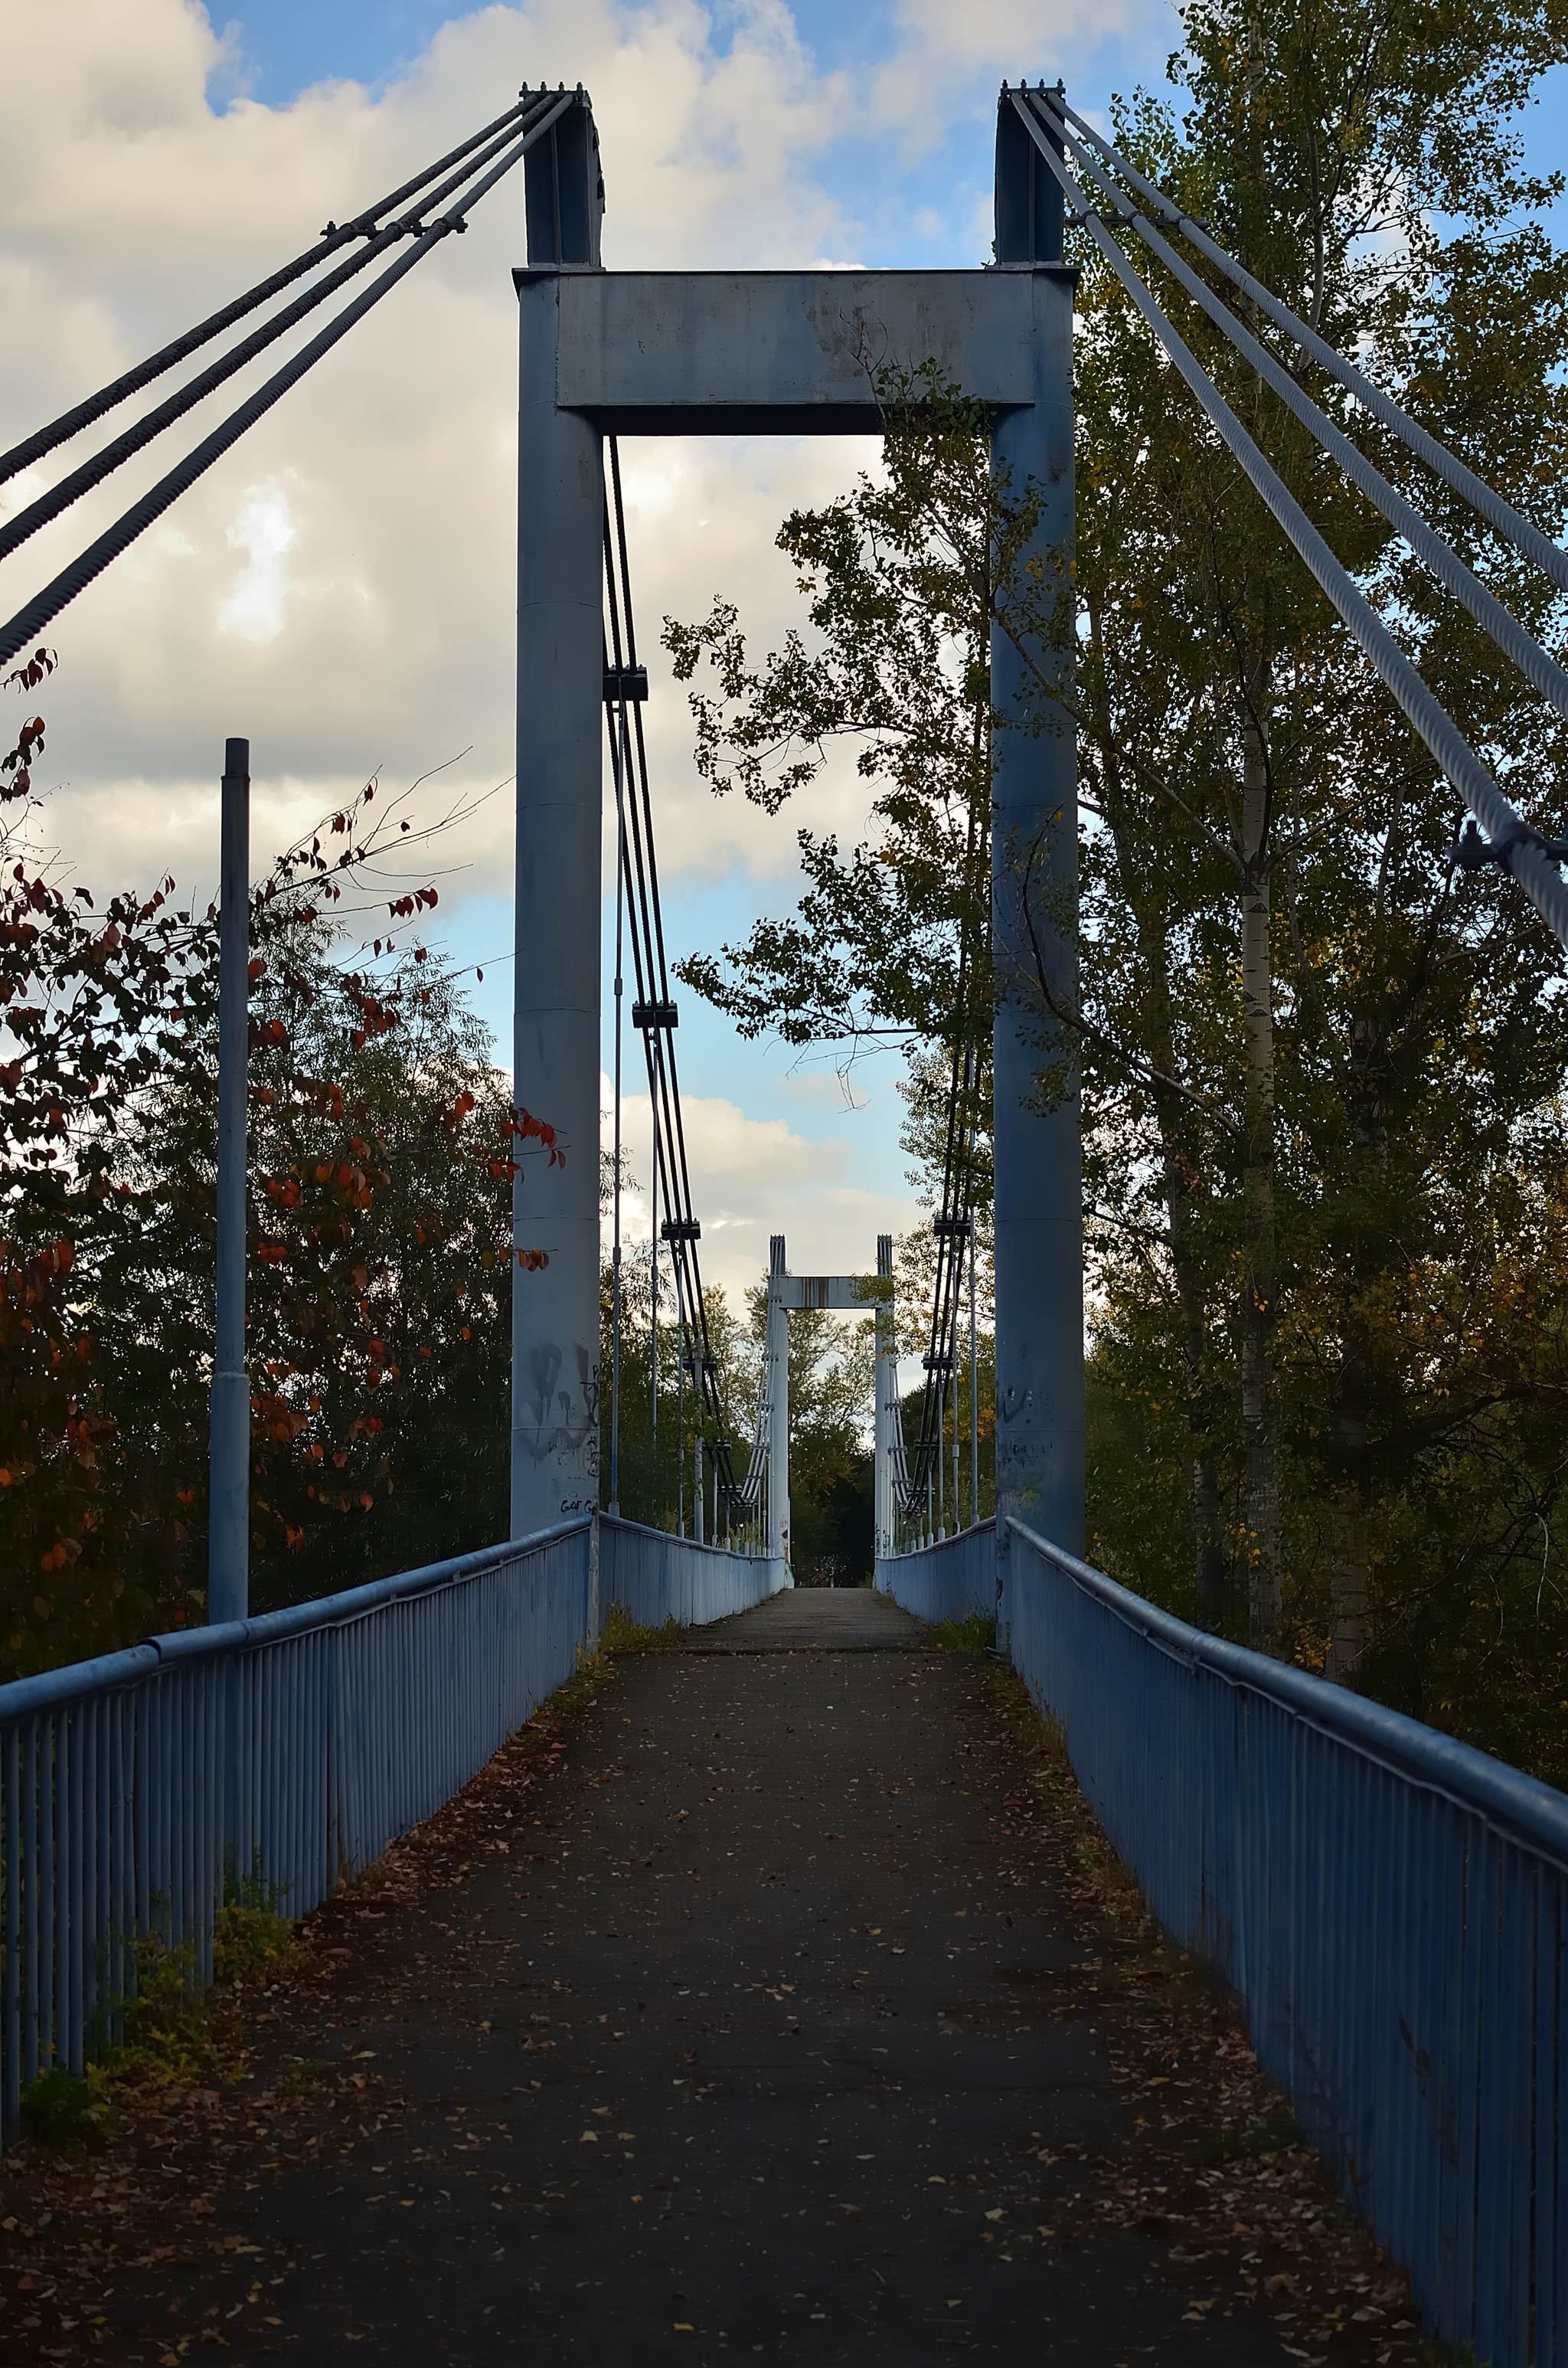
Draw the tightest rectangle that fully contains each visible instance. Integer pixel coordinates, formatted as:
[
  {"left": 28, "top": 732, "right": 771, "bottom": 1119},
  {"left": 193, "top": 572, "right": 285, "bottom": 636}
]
[
  {"left": 1039, "top": 87, "right": 1568, "bottom": 604},
  {"left": 1012, "top": 84, "right": 1568, "bottom": 949},
  {"left": 602, "top": 437, "right": 750, "bottom": 1523},
  {"left": 0, "top": 99, "right": 560, "bottom": 571},
  {"left": 0, "top": 90, "right": 576, "bottom": 672},
  {"left": 0, "top": 90, "right": 543, "bottom": 487}
]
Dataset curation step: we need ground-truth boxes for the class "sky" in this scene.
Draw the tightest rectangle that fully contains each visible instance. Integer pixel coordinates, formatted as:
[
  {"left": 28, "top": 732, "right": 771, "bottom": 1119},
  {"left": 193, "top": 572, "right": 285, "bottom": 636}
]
[{"left": 2, "top": 1, "right": 1564, "bottom": 1303}]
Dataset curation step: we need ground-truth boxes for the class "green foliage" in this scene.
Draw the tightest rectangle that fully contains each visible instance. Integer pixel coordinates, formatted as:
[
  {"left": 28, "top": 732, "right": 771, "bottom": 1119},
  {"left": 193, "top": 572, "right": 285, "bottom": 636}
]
[
  {"left": 664, "top": 368, "right": 1003, "bottom": 1063},
  {"left": 599, "top": 1599, "right": 683, "bottom": 1653},
  {"left": 18, "top": 2062, "right": 118, "bottom": 2151},
  {"left": 0, "top": 648, "right": 217, "bottom": 1670},
  {"left": 97, "top": 907, "right": 522, "bottom": 1617},
  {"left": 929, "top": 1610, "right": 998, "bottom": 1656},
  {"left": 214, "top": 1856, "right": 299, "bottom": 1987},
  {"left": 108, "top": 1928, "right": 211, "bottom": 2088},
  {"left": 0, "top": 704, "right": 544, "bottom": 1670}
]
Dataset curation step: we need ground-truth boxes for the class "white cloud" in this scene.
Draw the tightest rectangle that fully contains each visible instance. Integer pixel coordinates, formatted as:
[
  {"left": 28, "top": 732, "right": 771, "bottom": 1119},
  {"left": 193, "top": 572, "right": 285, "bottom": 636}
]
[
  {"left": 219, "top": 480, "right": 298, "bottom": 642},
  {"left": 602, "top": 1074, "right": 920, "bottom": 1303},
  {"left": 0, "top": 0, "right": 883, "bottom": 916}
]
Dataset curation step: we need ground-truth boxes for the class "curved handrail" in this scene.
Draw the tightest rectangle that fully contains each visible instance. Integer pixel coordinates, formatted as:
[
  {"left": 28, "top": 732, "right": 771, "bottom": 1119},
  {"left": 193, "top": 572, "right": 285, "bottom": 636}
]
[
  {"left": 1008, "top": 1516, "right": 1568, "bottom": 1876},
  {"left": 0, "top": 1516, "right": 593, "bottom": 1722}
]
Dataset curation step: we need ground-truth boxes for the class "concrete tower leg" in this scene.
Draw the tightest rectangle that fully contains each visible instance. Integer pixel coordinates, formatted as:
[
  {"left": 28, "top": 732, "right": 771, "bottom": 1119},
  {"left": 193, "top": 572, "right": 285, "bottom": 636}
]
[
  {"left": 990, "top": 92, "right": 1084, "bottom": 1640},
  {"left": 512, "top": 270, "right": 604, "bottom": 1538}
]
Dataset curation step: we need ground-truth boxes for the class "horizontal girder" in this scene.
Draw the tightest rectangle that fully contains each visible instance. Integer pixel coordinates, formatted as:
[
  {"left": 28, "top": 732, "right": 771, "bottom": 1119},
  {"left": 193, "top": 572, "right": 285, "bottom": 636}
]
[{"left": 514, "top": 267, "right": 1071, "bottom": 432}]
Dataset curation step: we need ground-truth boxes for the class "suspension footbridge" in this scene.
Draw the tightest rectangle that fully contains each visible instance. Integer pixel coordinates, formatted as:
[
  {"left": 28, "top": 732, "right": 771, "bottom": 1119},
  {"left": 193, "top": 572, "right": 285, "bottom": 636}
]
[{"left": 2, "top": 78, "right": 1566, "bottom": 2368}]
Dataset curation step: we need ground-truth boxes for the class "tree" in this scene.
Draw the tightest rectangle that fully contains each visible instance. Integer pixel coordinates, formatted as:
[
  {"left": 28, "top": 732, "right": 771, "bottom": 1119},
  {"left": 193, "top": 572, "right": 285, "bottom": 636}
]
[
  {"left": 100, "top": 914, "right": 535, "bottom": 1616},
  {"left": 1067, "top": 0, "right": 1568, "bottom": 1674},
  {"left": 0, "top": 664, "right": 548, "bottom": 1676},
  {"left": 0, "top": 649, "right": 213, "bottom": 1670},
  {"left": 665, "top": 373, "right": 998, "bottom": 1078}
]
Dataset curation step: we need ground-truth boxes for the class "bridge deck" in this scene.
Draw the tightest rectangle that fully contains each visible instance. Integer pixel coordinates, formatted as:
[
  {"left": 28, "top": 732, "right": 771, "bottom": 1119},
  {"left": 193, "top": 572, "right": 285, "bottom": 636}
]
[{"left": 21, "top": 1594, "right": 1415, "bottom": 2363}]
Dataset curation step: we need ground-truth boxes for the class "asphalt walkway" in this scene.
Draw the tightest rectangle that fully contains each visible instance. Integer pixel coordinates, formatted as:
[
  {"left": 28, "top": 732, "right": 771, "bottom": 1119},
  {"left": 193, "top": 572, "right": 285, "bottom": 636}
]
[{"left": 42, "top": 1590, "right": 1416, "bottom": 2366}]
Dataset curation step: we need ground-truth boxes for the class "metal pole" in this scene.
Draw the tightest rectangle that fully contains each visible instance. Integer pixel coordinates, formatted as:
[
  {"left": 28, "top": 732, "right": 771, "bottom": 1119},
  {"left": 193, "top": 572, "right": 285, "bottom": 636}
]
[
  {"left": 609, "top": 731, "right": 626, "bottom": 1519},
  {"left": 513, "top": 267, "right": 603, "bottom": 1538},
  {"left": 991, "top": 90, "right": 1084, "bottom": 1631},
  {"left": 650, "top": 1159, "right": 658, "bottom": 1447},
  {"left": 694, "top": 1430, "right": 704, "bottom": 1546},
  {"left": 676, "top": 1321, "right": 686, "bottom": 1538},
  {"left": 874, "top": 1232, "right": 893, "bottom": 1563},
  {"left": 208, "top": 738, "right": 250, "bottom": 1627},
  {"left": 969, "top": 1212, "right": 979, "bottom": 1529},
  {"left": 952, "top": 1345, "right": 960, "bottom": 1532},
  {"left": 938, "top": 1363, "right": 952, "bottom": 1543},
  {"left": 767, "top": 1235, "right": 791, "bottom": 1576}
]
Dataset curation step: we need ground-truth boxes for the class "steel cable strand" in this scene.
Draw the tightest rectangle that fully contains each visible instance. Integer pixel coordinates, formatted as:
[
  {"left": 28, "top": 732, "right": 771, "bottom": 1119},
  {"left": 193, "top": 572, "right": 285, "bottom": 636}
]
[
  {"left": 603, "top": 508, "right": 674, "bottom": 1451},
  {"left": 603, "top": 591, "right": 640, "bottom": 1513},
  {"left": 603, "top": 664, "right": 666, "bottom": 1451},
  {"left": 899, "top": 953, "right": 980, "bottom": 1516},
  {"left": 0, "top": 100, "right": 559, "bottom": 568},
  {"left": 906, "top": 1035, "right": 965, "bottom": 1513},
  {"left": 606, "top": 437, "right": 744, "bottom": 1505},
  {"left": 1011, "top": 99, "right": 1568, "bottom": 950},
  {"left": 900, "top": 1061, "right": 983, "bottom": 1525},
  {"left": 0, "top": 90, "right": 546, "bottom": 487},
  {"left": 1023, "top": 93, "right": 1568, "bottom": 725},
  {"left": 0, "top": 94, "right": 574, "bottom": 672},
  {"left": 1034, "top": 85, "right": 1568, "bottom": 603},
  {"left": 900, "top": 1023, "right": 962, "bottom": 1510}
]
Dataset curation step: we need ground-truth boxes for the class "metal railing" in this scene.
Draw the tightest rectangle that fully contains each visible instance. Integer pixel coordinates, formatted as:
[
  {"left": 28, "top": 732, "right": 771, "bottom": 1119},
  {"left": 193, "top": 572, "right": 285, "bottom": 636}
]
[
  {"left": 876, "top": 1519, "right": 995, "bottom": 1627},
  {"left": 0, "top": 1514, "right": 776, "bottom": 2147},
  {"left": 601, "top": 1516, "right": 786, "bottom": 1629},
  {"left": 995, "top": 1516, "right": 1568, "bottom": 2368}
]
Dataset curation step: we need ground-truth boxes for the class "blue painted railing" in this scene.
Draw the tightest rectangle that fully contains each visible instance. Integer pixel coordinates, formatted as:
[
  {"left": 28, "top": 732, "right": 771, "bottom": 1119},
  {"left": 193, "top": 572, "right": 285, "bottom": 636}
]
[
  {"left": 877, "top": 1519, "right": 995, "bottom": 1627},
  {"left": 602, "top": 1518, "right": 786, "bottom": 1628},
  {"left": 0, "top": 1514, "right": 778, "bottom": 2145},
  {"left": 978, "top": 1515, "right": 1561, "bottom": 2368}
]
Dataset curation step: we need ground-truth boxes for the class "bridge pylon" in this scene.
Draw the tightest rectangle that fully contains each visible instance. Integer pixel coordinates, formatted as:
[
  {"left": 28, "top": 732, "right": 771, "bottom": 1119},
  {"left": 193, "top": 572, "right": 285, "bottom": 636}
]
[{"left": 508, "top": 85, "right": 1085, "bottom": 1574}]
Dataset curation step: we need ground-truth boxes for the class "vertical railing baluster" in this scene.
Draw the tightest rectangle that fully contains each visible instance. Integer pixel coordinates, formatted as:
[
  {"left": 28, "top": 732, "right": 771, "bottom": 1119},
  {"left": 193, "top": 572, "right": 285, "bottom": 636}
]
[
  {"left": 3, "top": 1725, "right": 18, "bottom": 2135},
  {"left": 109, "top": 1693, "right": 127, "bottom": 2052},
  {"left": 77, "top": 1699, "right": 96, "bottom": 2068},
  {"left": 23, "top": 1719, "right": 39, "bottom": 2088},
  {"left": 52, "top": 1709, "right": 70, "bottom": 2072}
]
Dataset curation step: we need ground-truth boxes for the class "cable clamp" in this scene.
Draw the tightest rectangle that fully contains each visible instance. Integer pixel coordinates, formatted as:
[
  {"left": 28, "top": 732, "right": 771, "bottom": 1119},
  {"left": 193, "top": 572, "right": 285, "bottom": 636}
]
[
  {"left": 931, "top": 1215, "right": 972, "bottom": 1238},
  {"left": 632, "top": 998, "right": 678, "bottom": 1031},
  {"left": 604, "top": 665, "right": 648, "bottom": 702},
  {"left": 1449, "top": 816, "right": 1568, "bottom": 877},
  {"left": 661, "top": 1217, "right": 701, "bottom": 1243}
]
